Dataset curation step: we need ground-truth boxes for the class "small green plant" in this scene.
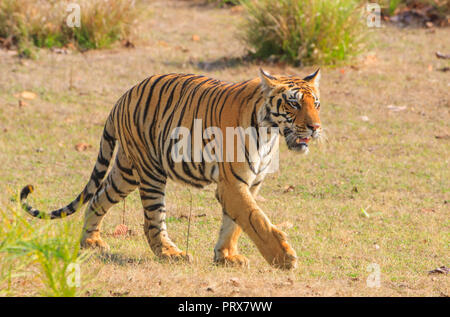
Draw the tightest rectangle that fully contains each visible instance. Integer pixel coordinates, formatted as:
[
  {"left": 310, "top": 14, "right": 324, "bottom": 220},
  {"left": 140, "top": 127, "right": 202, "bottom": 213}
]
[
  {"left": 0, "top": 190, "right": 92, "bottom": 296},
  {"left": 0, "top": 0, "right": 140, "bottom": 53},
  {"left": 383, "top": 0, "right": 403, "bottom": 15},
  {"left": 239, "top": 0, "right": 369, "bottom": 65}
]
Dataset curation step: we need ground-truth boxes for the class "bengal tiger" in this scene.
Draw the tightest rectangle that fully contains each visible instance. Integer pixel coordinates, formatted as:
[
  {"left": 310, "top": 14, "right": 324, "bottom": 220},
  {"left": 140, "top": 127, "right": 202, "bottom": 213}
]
[{"left": 20, "top": 68, "right": 322, "bottom": 269}]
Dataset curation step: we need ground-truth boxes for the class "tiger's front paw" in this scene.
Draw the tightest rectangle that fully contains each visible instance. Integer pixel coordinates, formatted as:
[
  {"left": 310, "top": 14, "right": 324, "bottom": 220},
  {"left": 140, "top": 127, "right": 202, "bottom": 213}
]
[
  {"left": 271, "top": 250, "right": 297, "bottom": 270},
  {"left": 266, "top": 227, "right": 297, "bottom": 270},
  {"left": 215, "top": 254, "right": 250, "bottom": 268}
]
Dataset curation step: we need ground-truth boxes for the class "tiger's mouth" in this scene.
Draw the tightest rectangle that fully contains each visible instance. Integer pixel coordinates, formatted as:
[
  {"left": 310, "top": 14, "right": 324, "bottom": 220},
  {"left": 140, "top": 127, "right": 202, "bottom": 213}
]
[
  {"left": 283, "top": 128, "right": 311, "bottom": 154},
  {"left": 288, "top": 137, "right": 310, "bottom": 153}
]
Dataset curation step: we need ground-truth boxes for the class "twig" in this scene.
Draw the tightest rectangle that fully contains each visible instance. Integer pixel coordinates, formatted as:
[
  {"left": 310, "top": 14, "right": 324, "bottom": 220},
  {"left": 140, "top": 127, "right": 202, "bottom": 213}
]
[
  {"left": 186, "top": 189, "right": 193, "bottom": 255},
  {"left": 436, "top": 51, "right": 450, "bottom": 60},
  {"left": 122, "top": 200, "right": 126, "bottom": 225}
]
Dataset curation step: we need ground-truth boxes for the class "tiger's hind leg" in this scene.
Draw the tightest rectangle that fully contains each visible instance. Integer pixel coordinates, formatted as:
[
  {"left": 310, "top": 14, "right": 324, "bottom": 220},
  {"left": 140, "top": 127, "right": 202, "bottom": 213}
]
[
  {"left": 81, "top": 147, "right": 139, "bottom": 251},
  {"left": 139, "top": 178, "right": 192, "bottom": 263}
]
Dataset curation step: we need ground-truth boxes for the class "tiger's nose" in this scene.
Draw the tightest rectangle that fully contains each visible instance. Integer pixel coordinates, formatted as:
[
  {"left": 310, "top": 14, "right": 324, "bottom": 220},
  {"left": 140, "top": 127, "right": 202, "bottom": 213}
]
[{"left": 307, "top": 123, "right": 320, "bottom": 131}]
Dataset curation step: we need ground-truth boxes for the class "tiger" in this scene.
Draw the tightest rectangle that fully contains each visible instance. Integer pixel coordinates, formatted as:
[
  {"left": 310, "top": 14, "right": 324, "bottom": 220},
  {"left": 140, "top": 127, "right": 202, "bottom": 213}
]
[{"left": 20, "top": 68, "right": 322, "bottom": 269}]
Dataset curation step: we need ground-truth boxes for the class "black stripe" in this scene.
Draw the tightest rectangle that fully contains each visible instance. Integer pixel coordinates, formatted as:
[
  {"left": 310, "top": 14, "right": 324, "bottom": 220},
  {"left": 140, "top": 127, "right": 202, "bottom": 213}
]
[
  {"left": 104, "top": 188, "right": 119, "bottom": 204},
  {"left": 110, "top": 178, "right": 125, "bottom": 196},
  {"left": 116, "top": 158, "right": 133, "bottom": 176},
  {"left": 229, "top": 163, "right": 249, "bottom": 186},
  {"left": 123, "top": 175, "right": 139, "bottom": 186},
  {"left": 97, "top": 152, "right": 109, "bottom": 166},
  {"left": 144, "top": 204, "right": 165, "bottom": 212}
]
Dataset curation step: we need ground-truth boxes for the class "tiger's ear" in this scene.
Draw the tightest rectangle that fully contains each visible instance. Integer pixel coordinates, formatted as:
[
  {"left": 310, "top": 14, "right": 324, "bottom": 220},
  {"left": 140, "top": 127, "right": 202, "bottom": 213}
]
[
  {"left": 259, "top": 68, "right": 277, "bottom": 92},
  {"left": 303, "top": 68, "right": 321, "bottom": 88}
]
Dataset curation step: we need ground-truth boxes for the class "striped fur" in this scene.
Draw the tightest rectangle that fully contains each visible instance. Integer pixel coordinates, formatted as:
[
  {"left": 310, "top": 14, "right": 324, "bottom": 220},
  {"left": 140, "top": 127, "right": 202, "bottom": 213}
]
[{"left": 21, "top": 69, "right": 322, "bottom": 269}]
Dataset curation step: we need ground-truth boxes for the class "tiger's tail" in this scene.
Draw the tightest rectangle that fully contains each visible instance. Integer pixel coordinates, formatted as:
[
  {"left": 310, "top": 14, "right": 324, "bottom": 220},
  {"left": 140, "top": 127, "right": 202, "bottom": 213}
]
[{"left": 20, "top": 115, "right": 116, "bottom": 219}]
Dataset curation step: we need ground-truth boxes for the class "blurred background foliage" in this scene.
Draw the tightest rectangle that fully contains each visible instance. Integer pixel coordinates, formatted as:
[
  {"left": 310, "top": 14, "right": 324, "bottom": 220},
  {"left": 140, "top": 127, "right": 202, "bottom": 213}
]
[{"left": 0, "top": 0, "right": 448, "bottom": 63}]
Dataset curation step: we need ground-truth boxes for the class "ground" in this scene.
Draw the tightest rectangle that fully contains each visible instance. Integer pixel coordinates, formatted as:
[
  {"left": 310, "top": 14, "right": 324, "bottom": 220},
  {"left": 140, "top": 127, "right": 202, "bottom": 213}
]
[{"left": 0, "top": 0, "right": 448, "bottom": 296}]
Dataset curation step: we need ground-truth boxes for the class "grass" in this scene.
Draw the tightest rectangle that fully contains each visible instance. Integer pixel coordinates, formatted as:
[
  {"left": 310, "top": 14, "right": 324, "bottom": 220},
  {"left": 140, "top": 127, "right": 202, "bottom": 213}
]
[
  {"left": 0, "top": 0, "right": 140, "bottom": 56},
  {"left": 0, "top": 192, "right": 91, "bottom": 296},
  {"left": 239, "top": 0, "right": 369, "bottom": 65},
  {"left": 378, "top": 0, "right": 450, "bottom": 16},
  {"left": 0, "top": 0, "right": 449, "bottom": 296}
]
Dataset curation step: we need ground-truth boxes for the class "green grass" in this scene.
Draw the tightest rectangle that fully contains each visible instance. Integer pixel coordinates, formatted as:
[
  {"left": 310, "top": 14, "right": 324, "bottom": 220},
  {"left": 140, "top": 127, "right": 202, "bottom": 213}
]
[
  {"left": 239, "top": 0, "right": 369, "bottom": 65},
  {"left": 0, "top": 193, "right": 92, "bottom": 296},
  {"left": 0, "top": 0, "right": 140, "bottom": 55}
]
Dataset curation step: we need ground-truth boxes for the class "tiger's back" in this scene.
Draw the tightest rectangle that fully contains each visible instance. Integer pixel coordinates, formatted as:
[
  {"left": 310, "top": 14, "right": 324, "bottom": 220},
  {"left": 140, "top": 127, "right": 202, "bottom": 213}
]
[{"left": 114, "top": 73, "right": 271, "bottom": 188}]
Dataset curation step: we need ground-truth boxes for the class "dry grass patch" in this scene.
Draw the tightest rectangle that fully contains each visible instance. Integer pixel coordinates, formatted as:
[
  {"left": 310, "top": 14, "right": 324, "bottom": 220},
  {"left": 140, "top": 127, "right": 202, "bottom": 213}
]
[
  {"left": 239, "top": 0, "right": 369, "bottom": 65},
  {"left": 0, "top": 0, "right": 140, "bottom": 57}
]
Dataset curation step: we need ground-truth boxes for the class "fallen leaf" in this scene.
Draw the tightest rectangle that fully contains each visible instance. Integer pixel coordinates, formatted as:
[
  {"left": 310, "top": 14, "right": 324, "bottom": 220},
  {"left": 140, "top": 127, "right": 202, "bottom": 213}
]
[
  {"left": 157, "top": 40, "right": 169, "bottom": 47},
  {"left": 363, "top": 54, "right": 377, "bottom": 66},
  {"left": 421, "top": 208, "right": 435, "bottom": 213},
  {"left": 51, "top": 47, "right": 68, "bottom": 54},
  {"left": 274, "top": 278, "right": 294, "bottom": 288},
  {"left": 428, "top": 266, "right": 449, "bottom": 275},
  {"left": 436, "top": 51, "right": 450, "bottom": 60},
  {"left": 175, "top": 45, "right": 189, "bottom": 53},
  {"left": 360, "top": 116, "right": 369, "bottom": 122},
  {"left": 435, "top": 135, "right": 450, "bottom": 140},
  {"left": 283, "top": 185, "right": 294, "bottom": 193},
  {"left": 75, "top": 143, "right": 92, "bottom": 152},
  {"left": 387, "top": 105, "right": 407, "bottom": 112},
  {"left": 229, "top": 277, "right": 240, "bottom": 287},
  {"left": 113, "top": 224, "right": 128, "bottom": 237},
  {"left": 192, "top": 34, "right": 200, "bottom": 42},
  {"left": 15, "top": 91, "right": 37, "bottom": 100}
]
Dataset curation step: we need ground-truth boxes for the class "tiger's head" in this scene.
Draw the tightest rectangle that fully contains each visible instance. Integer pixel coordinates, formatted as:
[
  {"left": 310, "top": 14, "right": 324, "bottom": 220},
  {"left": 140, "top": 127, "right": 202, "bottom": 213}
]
[{"left": 259, "top": 68, "right": 322, "bottom": 154}]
